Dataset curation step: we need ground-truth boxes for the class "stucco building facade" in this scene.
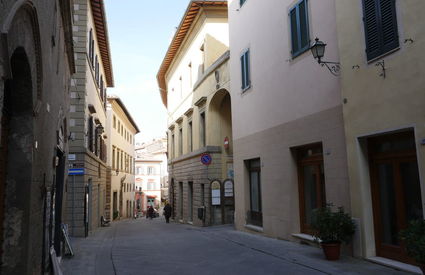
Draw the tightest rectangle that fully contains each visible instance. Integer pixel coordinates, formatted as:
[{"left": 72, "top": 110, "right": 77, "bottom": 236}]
[
  {"left": 335, "top": 0, "right": 425, "bottom": 269},
  {"left": 157, "top": 1, "right": 235, "bottom": 226},
  {"left": 0, "top": 0, "right": 74, "bottom": 274},
  {"left": 106, "top": 96, "right": 139, "bottom": 221},
  {"left": 228, "top": 0, "right": 350, "bottom": 242},
  {"left": 66, "top": 0, "right": 114, "bottom": 237},
  {"left": 135, "top": 138, "right": 168, "bottom": 215}
]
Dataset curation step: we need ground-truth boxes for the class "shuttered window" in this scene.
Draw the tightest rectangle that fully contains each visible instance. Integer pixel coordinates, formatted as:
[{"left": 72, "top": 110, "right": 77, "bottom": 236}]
[
  {"left": 363, "top": 0, "right": 399, "bottom": 61},
  {"left": 290, "top": 0, "right": 310, "bottom": 58},
  {"left": 240, "top": 49, "right": 250, "bottom": 91}
]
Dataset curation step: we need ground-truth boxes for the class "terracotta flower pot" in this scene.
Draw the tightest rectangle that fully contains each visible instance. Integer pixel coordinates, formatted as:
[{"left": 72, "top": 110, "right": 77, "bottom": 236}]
[{"left": 321, "top": 242, "right": 341, "bottom": 261}]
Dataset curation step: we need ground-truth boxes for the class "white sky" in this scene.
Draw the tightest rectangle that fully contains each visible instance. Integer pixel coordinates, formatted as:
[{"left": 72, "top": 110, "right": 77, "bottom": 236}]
[{"left": 105, "top": 0, "right": 189, "bottom": 143}]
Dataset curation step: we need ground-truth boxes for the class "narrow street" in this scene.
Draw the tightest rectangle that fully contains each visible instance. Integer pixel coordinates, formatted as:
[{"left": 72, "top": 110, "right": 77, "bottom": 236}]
[{"left": 62, "top": 218, "right": 409, "bottom": 275}]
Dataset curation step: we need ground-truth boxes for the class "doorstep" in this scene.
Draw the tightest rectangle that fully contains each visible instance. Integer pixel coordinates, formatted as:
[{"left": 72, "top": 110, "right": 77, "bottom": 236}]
[
  {"left": 292, "top": 233, "right": 320, "bottom": 247},
  {"left": 244, "top": 224, "right": 263, "bottom": 233},
  {"left": 367, "top": 257, "right": 422, "bottom": 274}
]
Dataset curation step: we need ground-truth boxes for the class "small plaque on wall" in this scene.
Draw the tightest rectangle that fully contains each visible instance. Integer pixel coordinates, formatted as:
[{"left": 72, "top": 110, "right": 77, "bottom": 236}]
[
  {"left": 211, "top": 180, "right": 221, "bottom": 205},
  {"left": 224, "top": 179, "right": 234, "bottom": 197}
]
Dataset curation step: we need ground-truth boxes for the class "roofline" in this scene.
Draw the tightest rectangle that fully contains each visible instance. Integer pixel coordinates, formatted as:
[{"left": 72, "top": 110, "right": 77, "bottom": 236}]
[
  {"left": 135, "top": 159, "right": 162, "bottom": 163},
  {"left": 90, "top": 0, "right": 114, "bottom": 87},
  {"left": 156, "top": 0, "right": 228, "bottom": 108},
  {"left": 107, "top": 96, "right": 140, "bottom": 133}
]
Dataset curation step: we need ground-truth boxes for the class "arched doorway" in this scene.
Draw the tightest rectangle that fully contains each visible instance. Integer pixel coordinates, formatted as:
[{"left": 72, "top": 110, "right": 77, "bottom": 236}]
[
  {"left": 208, "top": 89, "right": 234, "bottom": 225},
  {"left": 1, "top": 47, "right": 34, "bottom": 273}
]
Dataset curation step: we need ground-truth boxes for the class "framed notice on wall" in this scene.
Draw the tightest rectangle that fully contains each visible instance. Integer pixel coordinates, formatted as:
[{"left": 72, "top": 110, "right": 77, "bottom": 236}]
[
  {"left": 211, "top": 180, "right": 221, "bottom": 205},
  {"left": 224, "top": 179, "right": 234, "bottom": 197}
]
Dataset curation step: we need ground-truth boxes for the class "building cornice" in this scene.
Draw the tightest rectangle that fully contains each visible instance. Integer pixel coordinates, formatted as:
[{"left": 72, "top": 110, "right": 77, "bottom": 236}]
[{"left": 156, "top": 0, "right": 227, "bottom": 108}]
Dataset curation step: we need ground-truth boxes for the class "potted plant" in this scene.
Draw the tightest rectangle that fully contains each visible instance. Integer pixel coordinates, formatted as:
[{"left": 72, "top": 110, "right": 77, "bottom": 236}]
[
  {"left": 311, "top": 204, "right": 356, "bottom": 261},
  {"left": 400, "top": 219, "right": 425, "bottom": 274}
]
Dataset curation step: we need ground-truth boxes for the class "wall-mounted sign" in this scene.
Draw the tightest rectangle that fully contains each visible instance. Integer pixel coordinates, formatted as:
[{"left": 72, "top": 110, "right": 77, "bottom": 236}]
[
  {"left": 68, "top": 168, "right": 84, "bottom": 175},
  {"left": 201, "top": 153, "right": 212, "bottom": 166},
  {"left": 224, "top": 179, "right": 234, "bottom": 197},
  {"left": 68, "top": 154, "right": 76, "bottom": 161},
  {"left": 211, "top": 180, "right": 221, "bottom": 205},
  {"left": 224, "top": 136, "right": 229, "bottom": 149}
]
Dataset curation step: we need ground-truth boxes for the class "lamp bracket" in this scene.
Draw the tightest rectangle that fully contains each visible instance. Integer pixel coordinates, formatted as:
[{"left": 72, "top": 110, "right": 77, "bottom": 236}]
[{"left": 318, "top": 60, "right": 341, "bottom": 76}]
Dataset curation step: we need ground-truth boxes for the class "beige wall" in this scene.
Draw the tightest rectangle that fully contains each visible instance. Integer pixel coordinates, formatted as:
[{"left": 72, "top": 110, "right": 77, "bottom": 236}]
[
  {"left": 335, "top": 0, "right": 425, "bottom": 258},
  {"left": 229, "top": 0, "right": 341, "bottom": 140},
  {"left": 162, "top": 4, "right": 234, "bottom": 226},
  {"left": 166, "top": 10, "right": 229, "bottom": 126},
  {"left": 106, "top": 99, "right": 137, "bottom": 219},
  {"left": 229, "top": 0, "right": 350, "bottom": 240}
]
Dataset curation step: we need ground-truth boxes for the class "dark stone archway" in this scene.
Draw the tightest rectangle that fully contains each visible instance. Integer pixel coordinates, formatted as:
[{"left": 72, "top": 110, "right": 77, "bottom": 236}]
[{"left": 1, "top": 47, "right": 34, "bottom": 274}]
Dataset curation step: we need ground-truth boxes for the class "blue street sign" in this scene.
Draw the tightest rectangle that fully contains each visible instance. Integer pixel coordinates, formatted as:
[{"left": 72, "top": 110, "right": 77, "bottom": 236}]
[
  {"left": 200, "top": 153, "right": 212, "bottom": 166},
  {"left": 68, "top": 168, "right": 84, "bottom": 175}
]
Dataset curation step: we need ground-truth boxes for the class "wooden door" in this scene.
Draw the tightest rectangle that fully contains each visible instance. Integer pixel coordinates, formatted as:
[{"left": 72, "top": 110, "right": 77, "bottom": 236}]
[
  {"left": 297, "top": 144, "right": 326, "bottom": 234},
  {"left": 369, "top": 132, "right": 423, "bottom": 264}
]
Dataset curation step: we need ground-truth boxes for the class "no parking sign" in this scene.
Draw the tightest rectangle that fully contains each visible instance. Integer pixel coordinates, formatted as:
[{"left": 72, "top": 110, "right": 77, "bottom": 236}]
[{"left": 200, "top": 153, "right": 212, "bottom": 165}]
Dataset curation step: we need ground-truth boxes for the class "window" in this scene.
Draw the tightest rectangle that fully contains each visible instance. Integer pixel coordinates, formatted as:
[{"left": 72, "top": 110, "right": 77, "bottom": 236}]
[
  {"left": 100, "top": 76, "right": 104, "bottom": 101},
  {"left": 179, "top": 128, "right": 183, "bottom": 156},
  {"left": 112, "top": 147, "right": 115, "bottom": 169},
  {"left": 188, "top": 121, "right": 193, "bottom": 152},
  {"left": 200, "top": 112, "right": 206, "bottom": 147},
  {"left": 118, "top": 121, "right": 121, "bottom": 133},
  {"left": 362, "top": 0, "right": 399, "bottom": 61},
  {"left": 113, "top": 115, "right": 116, "bottom": 129},
  {"left": 296, "top": 144, "right": 326, "bottom": 234},
  {"left": 148, "top": 166, "right": 155, "bottom": 175},
  {"left": 240, "top": 49, "right": 251, "bottom": 90},
  {"left": 88, "top": 29, "right": 94, "bottom": 66},
  {"left": 171, "top": 133, "right": 175, "bottom": 159},
  {"left": 95, "top": 55, "right": 99, "bottom": 85},
  {"left": 240, "top": 0, "right": 247, "bottom": 7},
  {"left": 290, "top": 0, "right": 310, "bottom": 58},
  {"left": 247, "top": 158, "right": 262, "bottom": 227}
]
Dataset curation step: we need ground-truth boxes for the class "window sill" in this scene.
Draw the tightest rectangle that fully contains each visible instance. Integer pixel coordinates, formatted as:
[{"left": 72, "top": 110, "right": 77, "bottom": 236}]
[
  {"left": 367, "top": 257, "right": 422, "bottom": 275},
  {"left": 366, "top": 47, "right": 400, "bottom": 64},
  {"left": 244, "top": 224, "right": 263, "bottom": 233},
  {"left": 291, "top": 46, "right": 310, "bottom": 60},
  {"left": 241, "top": 84, "right": 251, "bottom": 93}
]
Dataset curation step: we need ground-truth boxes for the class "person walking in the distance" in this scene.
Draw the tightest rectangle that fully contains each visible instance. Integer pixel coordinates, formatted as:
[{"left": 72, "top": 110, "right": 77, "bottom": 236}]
[
  {"left": 147, "top": 206, "right": 154, "bottom": 220},
  {"left": 163, "top": 202, "right": 172, "bottom": 223}
]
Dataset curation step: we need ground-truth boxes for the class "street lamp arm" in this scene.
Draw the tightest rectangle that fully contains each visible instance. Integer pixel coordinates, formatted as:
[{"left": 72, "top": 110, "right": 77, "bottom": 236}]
[{"left": 320, "top": 61, "right": 341, "bottom": 76}]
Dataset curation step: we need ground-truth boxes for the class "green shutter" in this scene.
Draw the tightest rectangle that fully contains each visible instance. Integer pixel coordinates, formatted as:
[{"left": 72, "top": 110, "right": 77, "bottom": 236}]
[
  {"left": 290, "top": 8, "right": 299, "bottom": 55},
  {"left": 290, "top": 0, "right": 310, "bottom": 57},
  {"left": 363, "top": 0, "right": 399, "bottom": 60}
]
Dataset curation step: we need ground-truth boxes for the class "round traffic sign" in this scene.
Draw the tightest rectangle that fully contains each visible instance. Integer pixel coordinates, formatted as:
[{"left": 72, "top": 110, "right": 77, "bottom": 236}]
[{"left": 200, "top": 153, "right": 212, "bottom": 165}]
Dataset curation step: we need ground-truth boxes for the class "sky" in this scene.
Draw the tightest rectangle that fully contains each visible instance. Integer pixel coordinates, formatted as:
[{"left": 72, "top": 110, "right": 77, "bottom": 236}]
[{"left": 104, "top": 0, "right": 189, "bottom": 143}]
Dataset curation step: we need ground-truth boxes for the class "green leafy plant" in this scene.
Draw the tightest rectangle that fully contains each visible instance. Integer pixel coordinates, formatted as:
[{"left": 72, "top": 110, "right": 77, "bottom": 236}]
[
  {"left": 311, "top": 204, "right": 356, "bottom": 244},
  {"left": 400, "top": 219, "right": 425, "bottom": 264}
]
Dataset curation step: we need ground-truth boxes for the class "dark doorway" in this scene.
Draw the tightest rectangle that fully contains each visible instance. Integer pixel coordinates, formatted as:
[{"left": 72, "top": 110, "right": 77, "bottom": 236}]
[
  {"left": 0, "top": 47, "right": 34, "bottom": 273},
  {"left": 54, "top": 149, "right": 65, "bottom": 255},
  {"left": 113, "top": 191, "right": 118, "bottom": 220},
  {"left": 296, "top": 144, "right": 326, "bottom": 234},
  {"left": 368, "top": 130, "right": 423, "bottom": 264}
]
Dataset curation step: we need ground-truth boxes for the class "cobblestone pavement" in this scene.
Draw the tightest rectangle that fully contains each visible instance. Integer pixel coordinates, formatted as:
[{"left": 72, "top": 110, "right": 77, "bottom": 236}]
[{"left": 61, "top": 217, "right": 411, "bottom": 275}]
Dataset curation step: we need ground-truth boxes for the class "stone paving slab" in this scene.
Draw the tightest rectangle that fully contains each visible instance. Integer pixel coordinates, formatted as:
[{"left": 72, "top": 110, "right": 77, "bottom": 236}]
[{"left": 61, "top": 218, "right": 412, "bottom": 275}]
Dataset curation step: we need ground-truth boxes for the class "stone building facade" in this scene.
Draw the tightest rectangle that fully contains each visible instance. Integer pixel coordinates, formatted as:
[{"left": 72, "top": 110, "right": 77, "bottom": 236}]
[
  {"left": 228, "top": 0, "right": 350, "bottom": 242},
  {"left": 335, "top": 0, "right": 425, "bottom": 270},
  {"left": 157, "top": 1, "right": 233, "bottom": 226},
  {"left": 66, "top": 0, "right": 114, "bottom": 237},
  {"left": 0, "top": 0, "right": 74, "bottom": 274},
  {"left": 106, "top": 96, "right": 139, "bottom": 221}
]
